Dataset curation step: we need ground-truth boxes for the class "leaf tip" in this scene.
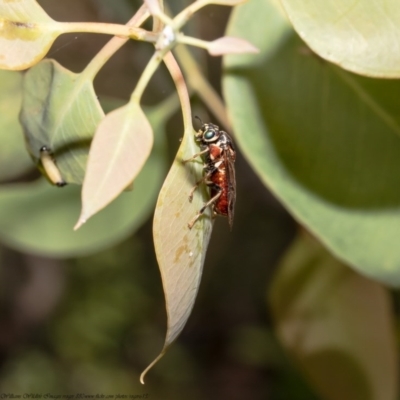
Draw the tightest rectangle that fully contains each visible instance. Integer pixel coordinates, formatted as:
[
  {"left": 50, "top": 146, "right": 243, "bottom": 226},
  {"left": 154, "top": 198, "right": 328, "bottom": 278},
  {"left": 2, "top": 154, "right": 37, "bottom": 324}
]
[
  {"left": 208, "top": 36, "right": 259, "bottom": 56},
  {"left": 73, "top": 217, "right": 87, "bottom": 231},
  {"left": 139, "top": 350, "right": 166, "bottom": 384}
]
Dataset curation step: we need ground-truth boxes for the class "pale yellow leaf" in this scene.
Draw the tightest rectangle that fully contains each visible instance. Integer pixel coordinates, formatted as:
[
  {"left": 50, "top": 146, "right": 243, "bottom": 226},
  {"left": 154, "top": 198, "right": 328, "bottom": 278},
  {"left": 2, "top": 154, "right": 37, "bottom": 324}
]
[
  {"left": 208, "top": 36, "right": 259, "bottom": 56},
  {"left": 0, "top": 0, "right": 62, "bottom": 70},
  {"left": 75, "top": 103, "right": 153, "bottom": 229},
  {"left": 140, "top": 126, "right": 213, "bottom": 383}
]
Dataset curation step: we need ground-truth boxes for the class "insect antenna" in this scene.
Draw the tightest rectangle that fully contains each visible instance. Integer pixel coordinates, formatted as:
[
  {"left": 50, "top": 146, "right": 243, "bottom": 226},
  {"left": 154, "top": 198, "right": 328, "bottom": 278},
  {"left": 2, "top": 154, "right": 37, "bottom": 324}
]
[{"left": 194, "top": 115, "right": 203, "bottom": 128}]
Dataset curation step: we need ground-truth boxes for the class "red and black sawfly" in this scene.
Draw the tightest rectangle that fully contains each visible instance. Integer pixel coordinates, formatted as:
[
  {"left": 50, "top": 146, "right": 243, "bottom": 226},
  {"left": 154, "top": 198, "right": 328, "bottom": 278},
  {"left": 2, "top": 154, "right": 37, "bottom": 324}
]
[{"left": 184, "top": 118, "right": 236, "bottom": 230}]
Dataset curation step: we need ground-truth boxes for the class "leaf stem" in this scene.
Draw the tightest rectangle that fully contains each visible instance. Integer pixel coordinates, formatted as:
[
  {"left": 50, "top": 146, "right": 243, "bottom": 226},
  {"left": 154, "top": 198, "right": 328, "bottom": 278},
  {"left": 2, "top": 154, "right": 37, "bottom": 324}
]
[
  {"left": 174, "top": 45, "right": 231, "bottom": 131},
  {"left": 161, "top": 4, "right": 230, "bottom": 129},
  {"left": 173, "top": 0, "right": 214, "bottom": 30},
  {"left": 152, "top": 0, "right": 165, "bottom": 32},
  {"left": 59, "top": 21, "right": 156, "bottom": 42},
  {"left": 83, "top": 5, "right": 150, "bottom": 80},
  {"left": 163, "top": 52, "right": 192, "bottom": 132},
  {"left": 130, "top": 50, "right": 165, "bottom": 103},
  {"left": 176, "top": 34, "right": 210, "bottom": 51}
]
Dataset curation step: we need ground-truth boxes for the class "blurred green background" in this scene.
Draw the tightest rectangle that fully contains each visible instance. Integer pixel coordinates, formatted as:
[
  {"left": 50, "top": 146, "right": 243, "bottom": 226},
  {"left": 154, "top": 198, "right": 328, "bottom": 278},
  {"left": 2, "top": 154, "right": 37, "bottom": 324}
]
[{"left": 0, "top": 0, "right": 328, "bottom": 398}]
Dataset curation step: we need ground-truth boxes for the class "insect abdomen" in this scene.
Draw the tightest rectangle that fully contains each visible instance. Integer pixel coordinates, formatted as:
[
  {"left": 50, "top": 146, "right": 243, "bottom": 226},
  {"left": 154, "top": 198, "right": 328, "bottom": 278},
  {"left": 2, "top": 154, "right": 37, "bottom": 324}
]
[{"left": 211, "top": 167, "right": 229, "bottom": 216}]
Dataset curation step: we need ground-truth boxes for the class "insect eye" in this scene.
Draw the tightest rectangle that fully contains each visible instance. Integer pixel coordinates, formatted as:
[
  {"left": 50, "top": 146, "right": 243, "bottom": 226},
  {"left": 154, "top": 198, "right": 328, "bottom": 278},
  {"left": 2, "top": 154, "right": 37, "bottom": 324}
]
[{"left": 204, "top": 130, "right": 216, "bottom": 140}]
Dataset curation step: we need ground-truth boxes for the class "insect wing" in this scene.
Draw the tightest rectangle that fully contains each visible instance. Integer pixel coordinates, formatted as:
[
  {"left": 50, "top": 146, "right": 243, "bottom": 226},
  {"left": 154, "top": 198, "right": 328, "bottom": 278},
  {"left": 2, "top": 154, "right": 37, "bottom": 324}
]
[{"left": 224, "top": 142, "right": 236, "bottom": 229}]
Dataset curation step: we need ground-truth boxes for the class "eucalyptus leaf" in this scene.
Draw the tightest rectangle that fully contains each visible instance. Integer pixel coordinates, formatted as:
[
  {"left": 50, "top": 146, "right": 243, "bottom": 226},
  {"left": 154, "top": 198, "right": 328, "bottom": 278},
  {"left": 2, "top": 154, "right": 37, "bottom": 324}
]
[
  {"left": 270, "top": 234, "right": 398, "bottom": 400},
  {"left": 280, "top": 0, "right": 400, "bottom": 77},
  {"left": 19, "top": 6, "right": 149, "bottom": 187},
  {"left": 141, "top": 125, "right": 213, "bottom": 383},
  {"left": 0, "top": 0, "right": 62, "bottom": 70},
  {"left": 0, "top": 70, "right": 33, "bottom": 181},
  {"left": 224, "top": 0, "right": 400, "bottom": 286},
  {"left": 0, "top": 110, "right": 167, "bottom": 257},
  {"left": 76, "top": 103, "right": 153, "bottom": 228},
  {"left": 0, "top": 0, "right": 140, "bottom": 71},
  {"left": 20, "top": 59, "right": 104, "bottom": 185}
]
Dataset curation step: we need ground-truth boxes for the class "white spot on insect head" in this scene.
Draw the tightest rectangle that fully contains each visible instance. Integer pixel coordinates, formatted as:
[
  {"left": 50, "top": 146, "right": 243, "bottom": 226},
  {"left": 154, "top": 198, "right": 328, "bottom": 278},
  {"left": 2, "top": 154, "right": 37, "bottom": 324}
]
[{"left": 189, "top": 251, "right": 193, "bottom": 258}]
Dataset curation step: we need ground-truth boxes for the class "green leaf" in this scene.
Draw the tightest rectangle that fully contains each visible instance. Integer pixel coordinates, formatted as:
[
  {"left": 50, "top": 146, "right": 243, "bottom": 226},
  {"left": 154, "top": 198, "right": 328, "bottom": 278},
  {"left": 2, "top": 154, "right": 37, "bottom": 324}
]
[
  {"left": 75, "top": 103, "right": 153, "bottom": 228},
  {"left": 223, "top": 0, "right": 400, "bottom": 286},
  {"left": 269, "top": 234, "right": 398, "bottom": 400},
  {"left": 0, "top": 70, "right": 33, "bottom": 181},
  {"left": 141, "top": 125, "right": 213, "bottom": 383},
  {"left": 0, "top": 0, "right": 62, "bottom": 70},
  {"left": 20, "top": 59, "right": 104, "bottom": 185},
  {"left": 279, "top": 0, "right": 400, "bottom": 78},
  {"left": 0, "top": 111, "right": 166, "bottom": 257}
]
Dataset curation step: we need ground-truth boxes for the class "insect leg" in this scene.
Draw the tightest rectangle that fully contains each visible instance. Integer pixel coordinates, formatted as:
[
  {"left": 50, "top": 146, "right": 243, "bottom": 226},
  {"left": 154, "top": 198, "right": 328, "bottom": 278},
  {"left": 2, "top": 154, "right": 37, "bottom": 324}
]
[
  {"left": 188, "top": 184, "right": 222, "bottom": 229},
  {"left": 188, "top": 177, "right": 204, "bottom": 202},
  {"left": 188, "top": 170, "right": 213, "bottom": 202},
  {"left": 182, "top": 148, "right": 209, "bottom": 163}
]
